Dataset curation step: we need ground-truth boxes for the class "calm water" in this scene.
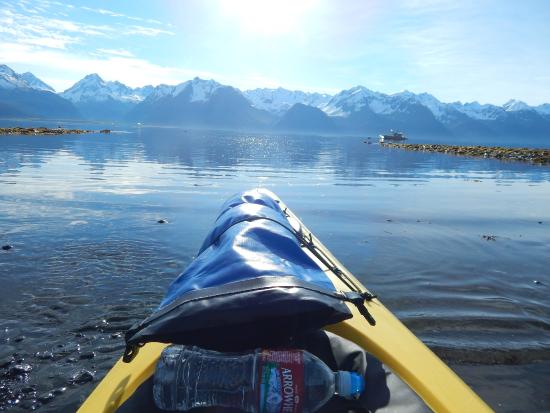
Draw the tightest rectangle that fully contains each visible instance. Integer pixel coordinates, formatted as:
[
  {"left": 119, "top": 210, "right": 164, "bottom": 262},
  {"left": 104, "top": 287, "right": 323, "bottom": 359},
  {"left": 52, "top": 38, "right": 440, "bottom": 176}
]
[{"left": 1, "top": 127, "right": 549, "bottom": 412}]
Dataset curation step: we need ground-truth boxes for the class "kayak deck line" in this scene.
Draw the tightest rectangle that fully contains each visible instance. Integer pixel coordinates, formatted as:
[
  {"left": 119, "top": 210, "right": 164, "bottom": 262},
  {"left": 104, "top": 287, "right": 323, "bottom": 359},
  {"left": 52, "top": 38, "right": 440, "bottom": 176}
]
[{"left": 77, "top": 191, "right": 494, "bottom": 413}]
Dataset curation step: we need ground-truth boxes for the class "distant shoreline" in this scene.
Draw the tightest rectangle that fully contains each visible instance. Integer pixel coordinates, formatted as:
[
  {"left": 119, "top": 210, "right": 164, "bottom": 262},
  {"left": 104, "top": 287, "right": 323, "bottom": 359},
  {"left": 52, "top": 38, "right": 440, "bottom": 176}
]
[
  {"left": 0, "top": 127, "right": 110, "bottom": 136},
  {"left": 381, "top": 142, "right": 550, "bottom": 165}
]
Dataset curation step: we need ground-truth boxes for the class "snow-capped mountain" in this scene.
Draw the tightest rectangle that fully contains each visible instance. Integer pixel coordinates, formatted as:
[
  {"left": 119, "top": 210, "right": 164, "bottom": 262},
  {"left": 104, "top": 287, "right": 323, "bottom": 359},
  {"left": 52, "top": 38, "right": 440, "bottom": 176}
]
[
  {"left": 128, "top": 77, "right": 273, "bottom": 128},
  {"left": 503, "top": 99, "right": 532, "bottom": 112},
  {"left": 61, "top": 74, "right": 153, "bottom": 103},
  {"left": 19, "top": 72, "right": 54, "bottom": 92},
  {"left": 144, "top": 77, "right": 223, "bottom": 103},
  {"left": 0, "top": 63, "right": 548, "bottom": 136},
  {"left": 449, "top": 101, "right": 503, "bottom": 121},
  {"left": 535, "top": 103, "right": 550, "bottom": 116},
  {"left": 321, "top": 86, "right": 385, "bottom": 116},
  {"left": 244, "top": 88, "right": 332, "bottom": 115},
  {"left": 0, "top": 64, "right": 78, "bottom": 119},
  {"left": 320, "top": 87, "right": 455, "bottom": 122},
  {"left": 0, "top": 64, "right": 54, "bottom": 91}
]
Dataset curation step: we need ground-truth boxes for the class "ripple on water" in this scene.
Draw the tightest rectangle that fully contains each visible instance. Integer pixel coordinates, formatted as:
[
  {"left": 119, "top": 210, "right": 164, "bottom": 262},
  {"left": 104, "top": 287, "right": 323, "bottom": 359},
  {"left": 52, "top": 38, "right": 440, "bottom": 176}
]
[
  {"left": 0, "top": 236, "right": 178, "bottom": 411},
  {"left": 1, "top": 130, "right": 549, "bottom": 412}
]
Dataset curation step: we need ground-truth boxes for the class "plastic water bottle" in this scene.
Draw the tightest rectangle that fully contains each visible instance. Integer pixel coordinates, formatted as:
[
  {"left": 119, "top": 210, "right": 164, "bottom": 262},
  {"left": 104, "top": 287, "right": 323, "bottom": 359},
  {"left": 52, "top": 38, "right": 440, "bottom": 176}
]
[{"left": 153, "top": 345, "right": 365, "bottom": 412}]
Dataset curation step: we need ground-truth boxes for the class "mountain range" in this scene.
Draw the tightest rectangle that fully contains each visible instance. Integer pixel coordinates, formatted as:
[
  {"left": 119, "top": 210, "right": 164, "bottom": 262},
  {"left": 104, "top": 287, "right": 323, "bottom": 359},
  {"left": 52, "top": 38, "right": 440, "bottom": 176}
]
[{"left": 1, "top": 64, "right": 549, "bottom": 139}]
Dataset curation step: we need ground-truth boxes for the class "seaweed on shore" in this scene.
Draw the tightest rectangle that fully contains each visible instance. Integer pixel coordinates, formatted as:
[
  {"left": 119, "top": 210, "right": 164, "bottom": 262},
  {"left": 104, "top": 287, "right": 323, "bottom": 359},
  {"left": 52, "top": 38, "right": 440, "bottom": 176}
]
[
  {"left": 380, "top": 142, "right": 550, "bottom": 165},
  {"left": 0, "top": 127, "right": 110, "bottom": 136}
]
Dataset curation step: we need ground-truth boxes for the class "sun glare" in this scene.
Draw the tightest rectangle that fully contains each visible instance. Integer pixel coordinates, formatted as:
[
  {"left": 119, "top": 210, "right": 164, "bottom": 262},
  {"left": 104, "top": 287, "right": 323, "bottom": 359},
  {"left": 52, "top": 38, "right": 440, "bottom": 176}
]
[{"left": 219, "top": 0, "right": 316, "bottom": 36}]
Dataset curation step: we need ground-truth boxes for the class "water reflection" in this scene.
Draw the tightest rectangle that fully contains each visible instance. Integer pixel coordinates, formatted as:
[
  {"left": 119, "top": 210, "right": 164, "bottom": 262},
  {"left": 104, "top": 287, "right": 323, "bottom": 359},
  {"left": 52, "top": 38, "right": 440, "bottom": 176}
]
[{"left": 0, "top": 127, "right": 549, "bottom": 412}]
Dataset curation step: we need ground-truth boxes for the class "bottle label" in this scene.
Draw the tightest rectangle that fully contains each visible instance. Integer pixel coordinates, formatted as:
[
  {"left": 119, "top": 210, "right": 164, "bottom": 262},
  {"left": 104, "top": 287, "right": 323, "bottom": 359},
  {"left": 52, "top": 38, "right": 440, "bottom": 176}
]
[{"left": 258, "top": 350, "right": 304, "bottom": 413}]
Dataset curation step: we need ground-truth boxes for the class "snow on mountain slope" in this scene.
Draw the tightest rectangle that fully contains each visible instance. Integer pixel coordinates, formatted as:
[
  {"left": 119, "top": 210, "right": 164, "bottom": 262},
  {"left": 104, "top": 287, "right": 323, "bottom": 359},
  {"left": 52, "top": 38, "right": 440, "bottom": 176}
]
[
  {"left": 401, "top": 92, "right": 450, "bottom": 120},
  {"left": 144, "top": 77, "right": 222, "bottom": 103},
  {"left": 322, "top": 87, "right": 450, "bottom": 119},
  {"left": 244, "top": 88, "right": 332, "bottom": 114},
  {"left": 0, "top": 65, "right": 26, "bottom": 89},
  {"left": 187, "top": 77, "right": 222, "bottom": 102},
  {"left": 535, "top": 103, "right": 550, "bottom": 116},
  {"left": 322, "top": 86, "right": 387, "bottom": 116},
  {"left": 20, "top": 72, "right": 54, "bottom": 92},
  {"left": 503, "top": 99, "right": 531, "bottom": 112},
  {"left": 0, "top": 64, "right": 54, "bottom": 91},
  {"left": 450, "top": 101, "right": 505, "bottom": 120},
  {"left": 61, "top": 74, "right": 153, "bottom": 103}
]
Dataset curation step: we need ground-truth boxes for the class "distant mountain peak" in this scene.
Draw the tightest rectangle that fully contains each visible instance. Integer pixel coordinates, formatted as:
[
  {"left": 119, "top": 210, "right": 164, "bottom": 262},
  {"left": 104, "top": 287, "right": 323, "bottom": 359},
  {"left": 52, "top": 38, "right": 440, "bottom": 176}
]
[
  {"left": 0, "top": 64, "right": 16, "bottom": 76},
  {"left": 83, "top": 73, "right": 103, "bottom": 81},
  {"left": 503, "top": 99, "right": 530, "bottom": 112},
  {"left": 20, "top": 72, "right": 54, "bottom": 92},
  {"left": 0, "top": 64, "right": 54, "bottom": 92},
  {"left": 243, "top": 87, "right": 332, "bottom": 114},
  {"left": 61, "top": 73, "right": 151, "bottom": 103}
]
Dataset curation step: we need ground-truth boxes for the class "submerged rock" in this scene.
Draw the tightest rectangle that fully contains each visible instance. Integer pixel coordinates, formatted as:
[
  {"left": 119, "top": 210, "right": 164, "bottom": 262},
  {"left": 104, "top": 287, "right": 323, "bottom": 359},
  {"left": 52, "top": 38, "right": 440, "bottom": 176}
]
[
  {"left": 79, "top": 351, "right": 95, "bottom": 360},
  {"left": 7, "top": 363, "right": 33, "bottom": 378},
  {"left": 69, "top": 369, "right": 94, "bottom": 385}
]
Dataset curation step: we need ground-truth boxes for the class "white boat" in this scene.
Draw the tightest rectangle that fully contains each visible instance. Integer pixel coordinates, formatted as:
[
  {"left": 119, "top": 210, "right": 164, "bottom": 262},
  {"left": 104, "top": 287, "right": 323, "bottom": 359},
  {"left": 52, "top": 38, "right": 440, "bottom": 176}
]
[{"left": 379, "top": 130, "right": 407, "bottom": 143}]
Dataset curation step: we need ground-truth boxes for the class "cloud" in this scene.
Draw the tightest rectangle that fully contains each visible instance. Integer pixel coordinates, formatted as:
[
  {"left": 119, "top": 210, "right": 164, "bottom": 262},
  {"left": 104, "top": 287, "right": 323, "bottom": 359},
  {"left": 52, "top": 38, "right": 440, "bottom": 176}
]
[
  {"left": 96, "top": 48, "right": 135, "bottom": 58},
  {"left": 123, "top": 25, "right": 175, "bottom": 37},
  {"left": 80, "top": 5, "right": 167, "bottom": 26},
  {"left": 0, "top": 0, "right": 174, "bottom": 53},
  {"left": 0, "top": 8, "right": 116, "bottom": 49}
]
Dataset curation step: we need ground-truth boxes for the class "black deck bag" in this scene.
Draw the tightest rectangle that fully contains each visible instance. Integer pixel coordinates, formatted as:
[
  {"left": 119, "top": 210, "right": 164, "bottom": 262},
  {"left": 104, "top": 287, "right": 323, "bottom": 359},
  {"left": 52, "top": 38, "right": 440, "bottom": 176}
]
[{"left": 124, "top": 189, "right": 358, "bottom": 361}]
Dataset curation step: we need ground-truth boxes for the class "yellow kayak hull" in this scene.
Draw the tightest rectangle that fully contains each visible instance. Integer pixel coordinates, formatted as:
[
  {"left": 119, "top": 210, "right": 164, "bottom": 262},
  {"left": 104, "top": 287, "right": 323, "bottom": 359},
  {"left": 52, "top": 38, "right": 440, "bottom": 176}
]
[{"left": 78, "top": 196, "right": 493, "bottom": 413}]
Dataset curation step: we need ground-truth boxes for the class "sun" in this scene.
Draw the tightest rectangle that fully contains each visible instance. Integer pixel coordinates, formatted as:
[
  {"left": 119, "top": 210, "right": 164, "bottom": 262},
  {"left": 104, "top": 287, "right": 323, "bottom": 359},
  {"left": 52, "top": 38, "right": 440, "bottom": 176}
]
[{"left": 219, "top": 0, "right": 317, "bottom": 36}]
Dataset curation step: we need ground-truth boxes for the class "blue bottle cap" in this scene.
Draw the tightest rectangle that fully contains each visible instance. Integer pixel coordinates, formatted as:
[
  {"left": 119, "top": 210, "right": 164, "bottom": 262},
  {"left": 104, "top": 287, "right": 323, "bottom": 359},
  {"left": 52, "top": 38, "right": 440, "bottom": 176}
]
[{"left": 336, "top": 371, "right": 365, "bottom": 399}]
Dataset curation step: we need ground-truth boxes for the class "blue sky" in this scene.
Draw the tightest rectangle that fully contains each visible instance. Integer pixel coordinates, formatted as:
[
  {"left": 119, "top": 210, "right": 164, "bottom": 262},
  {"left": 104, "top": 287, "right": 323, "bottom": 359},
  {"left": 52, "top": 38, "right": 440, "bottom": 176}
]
[{"left": 0, "top": 0, "right": 549, "bottom": 105}]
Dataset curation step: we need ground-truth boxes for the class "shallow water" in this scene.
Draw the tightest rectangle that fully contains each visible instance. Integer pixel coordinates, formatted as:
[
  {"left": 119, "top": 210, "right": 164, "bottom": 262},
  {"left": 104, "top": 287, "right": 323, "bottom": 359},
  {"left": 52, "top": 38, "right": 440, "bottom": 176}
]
[{"left": 1, "top": 127, "right": 549, "bottom": 412}]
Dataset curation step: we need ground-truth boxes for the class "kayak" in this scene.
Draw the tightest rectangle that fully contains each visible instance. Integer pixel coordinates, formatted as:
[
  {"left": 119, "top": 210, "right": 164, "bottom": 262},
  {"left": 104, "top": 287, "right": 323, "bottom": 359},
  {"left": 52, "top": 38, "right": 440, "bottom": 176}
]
[{"left": 78, "top": 189, "right": 493, "bottom": 413}]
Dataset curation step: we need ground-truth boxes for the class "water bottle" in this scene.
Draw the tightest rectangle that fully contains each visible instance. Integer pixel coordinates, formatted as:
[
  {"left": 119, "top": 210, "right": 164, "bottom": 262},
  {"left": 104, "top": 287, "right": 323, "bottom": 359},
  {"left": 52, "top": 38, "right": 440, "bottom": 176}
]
[{"left": 153, "top": 345, "right": 365, "bottom": 412}]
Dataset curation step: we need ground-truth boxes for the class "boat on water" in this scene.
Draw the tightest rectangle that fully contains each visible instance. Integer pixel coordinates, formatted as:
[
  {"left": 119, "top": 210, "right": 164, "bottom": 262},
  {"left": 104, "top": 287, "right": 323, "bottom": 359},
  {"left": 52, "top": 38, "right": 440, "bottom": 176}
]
[
  {"left": 379, "top": 130, "right": 407, "bottom": 143},
  {"left": 78, "top": 189, "right": 492, "bottom": 413}
]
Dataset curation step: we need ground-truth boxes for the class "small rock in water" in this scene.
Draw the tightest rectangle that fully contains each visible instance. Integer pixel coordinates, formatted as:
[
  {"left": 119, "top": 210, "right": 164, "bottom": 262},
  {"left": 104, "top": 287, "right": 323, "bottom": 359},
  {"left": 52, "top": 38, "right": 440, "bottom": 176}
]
[
  {"left": 34, "top": 351, "right": 54, "bottom": 360},
  {"left": 20, "top": 385, "right": 37, "bottom": 394},
  {"left": 79, "top": 351, "right": 95, "bottom": 360},
  {"left": 52, "top": 387, "right": 67, "bottom": 396},
  {"left": 2, "top": 244, "right": 13, "bottom": 251},
  {"left": 8, "top": 363, "right": 33, "bottom": 378},
  {"left": 37, "top": 392, "right": 55, "bottom": 404},
  {"left": 14, "top": 335, "right": 26, "bottom": 343},
  {"left": 70, "top": 369, "right": 94, "bottom": 385},
  {"left": 157, "top": 219, "right": 168, "bottom": 224},
  {"left": 538, "top": 221, "right": 543, "bottom": 224}
]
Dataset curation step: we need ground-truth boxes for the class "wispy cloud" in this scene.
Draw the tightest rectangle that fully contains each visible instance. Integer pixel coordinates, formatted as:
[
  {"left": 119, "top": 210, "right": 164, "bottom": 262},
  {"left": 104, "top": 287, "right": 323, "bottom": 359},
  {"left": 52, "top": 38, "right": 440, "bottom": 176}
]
[
  {"left": 123, "top": 25, "right": 175, "bottom": 37},
  {"left": 96, "top": 48, "right": 135, "bottom": 58},
  {"left": 0, "top": 0, "right": 174, "bottom": 51},
  {"left": 80, "top": 5, "right": 167, "bottom": 26}
]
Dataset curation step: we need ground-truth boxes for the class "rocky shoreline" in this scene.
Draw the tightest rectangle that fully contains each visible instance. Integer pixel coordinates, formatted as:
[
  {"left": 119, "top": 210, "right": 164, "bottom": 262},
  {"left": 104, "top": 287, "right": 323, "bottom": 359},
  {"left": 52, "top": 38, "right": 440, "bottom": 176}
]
[
  {"left": 0, "top": 127, "right": 110, "bottom": 136},
  {"left": 380, "top": 142, "right": 550, "bottom": 165}
]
